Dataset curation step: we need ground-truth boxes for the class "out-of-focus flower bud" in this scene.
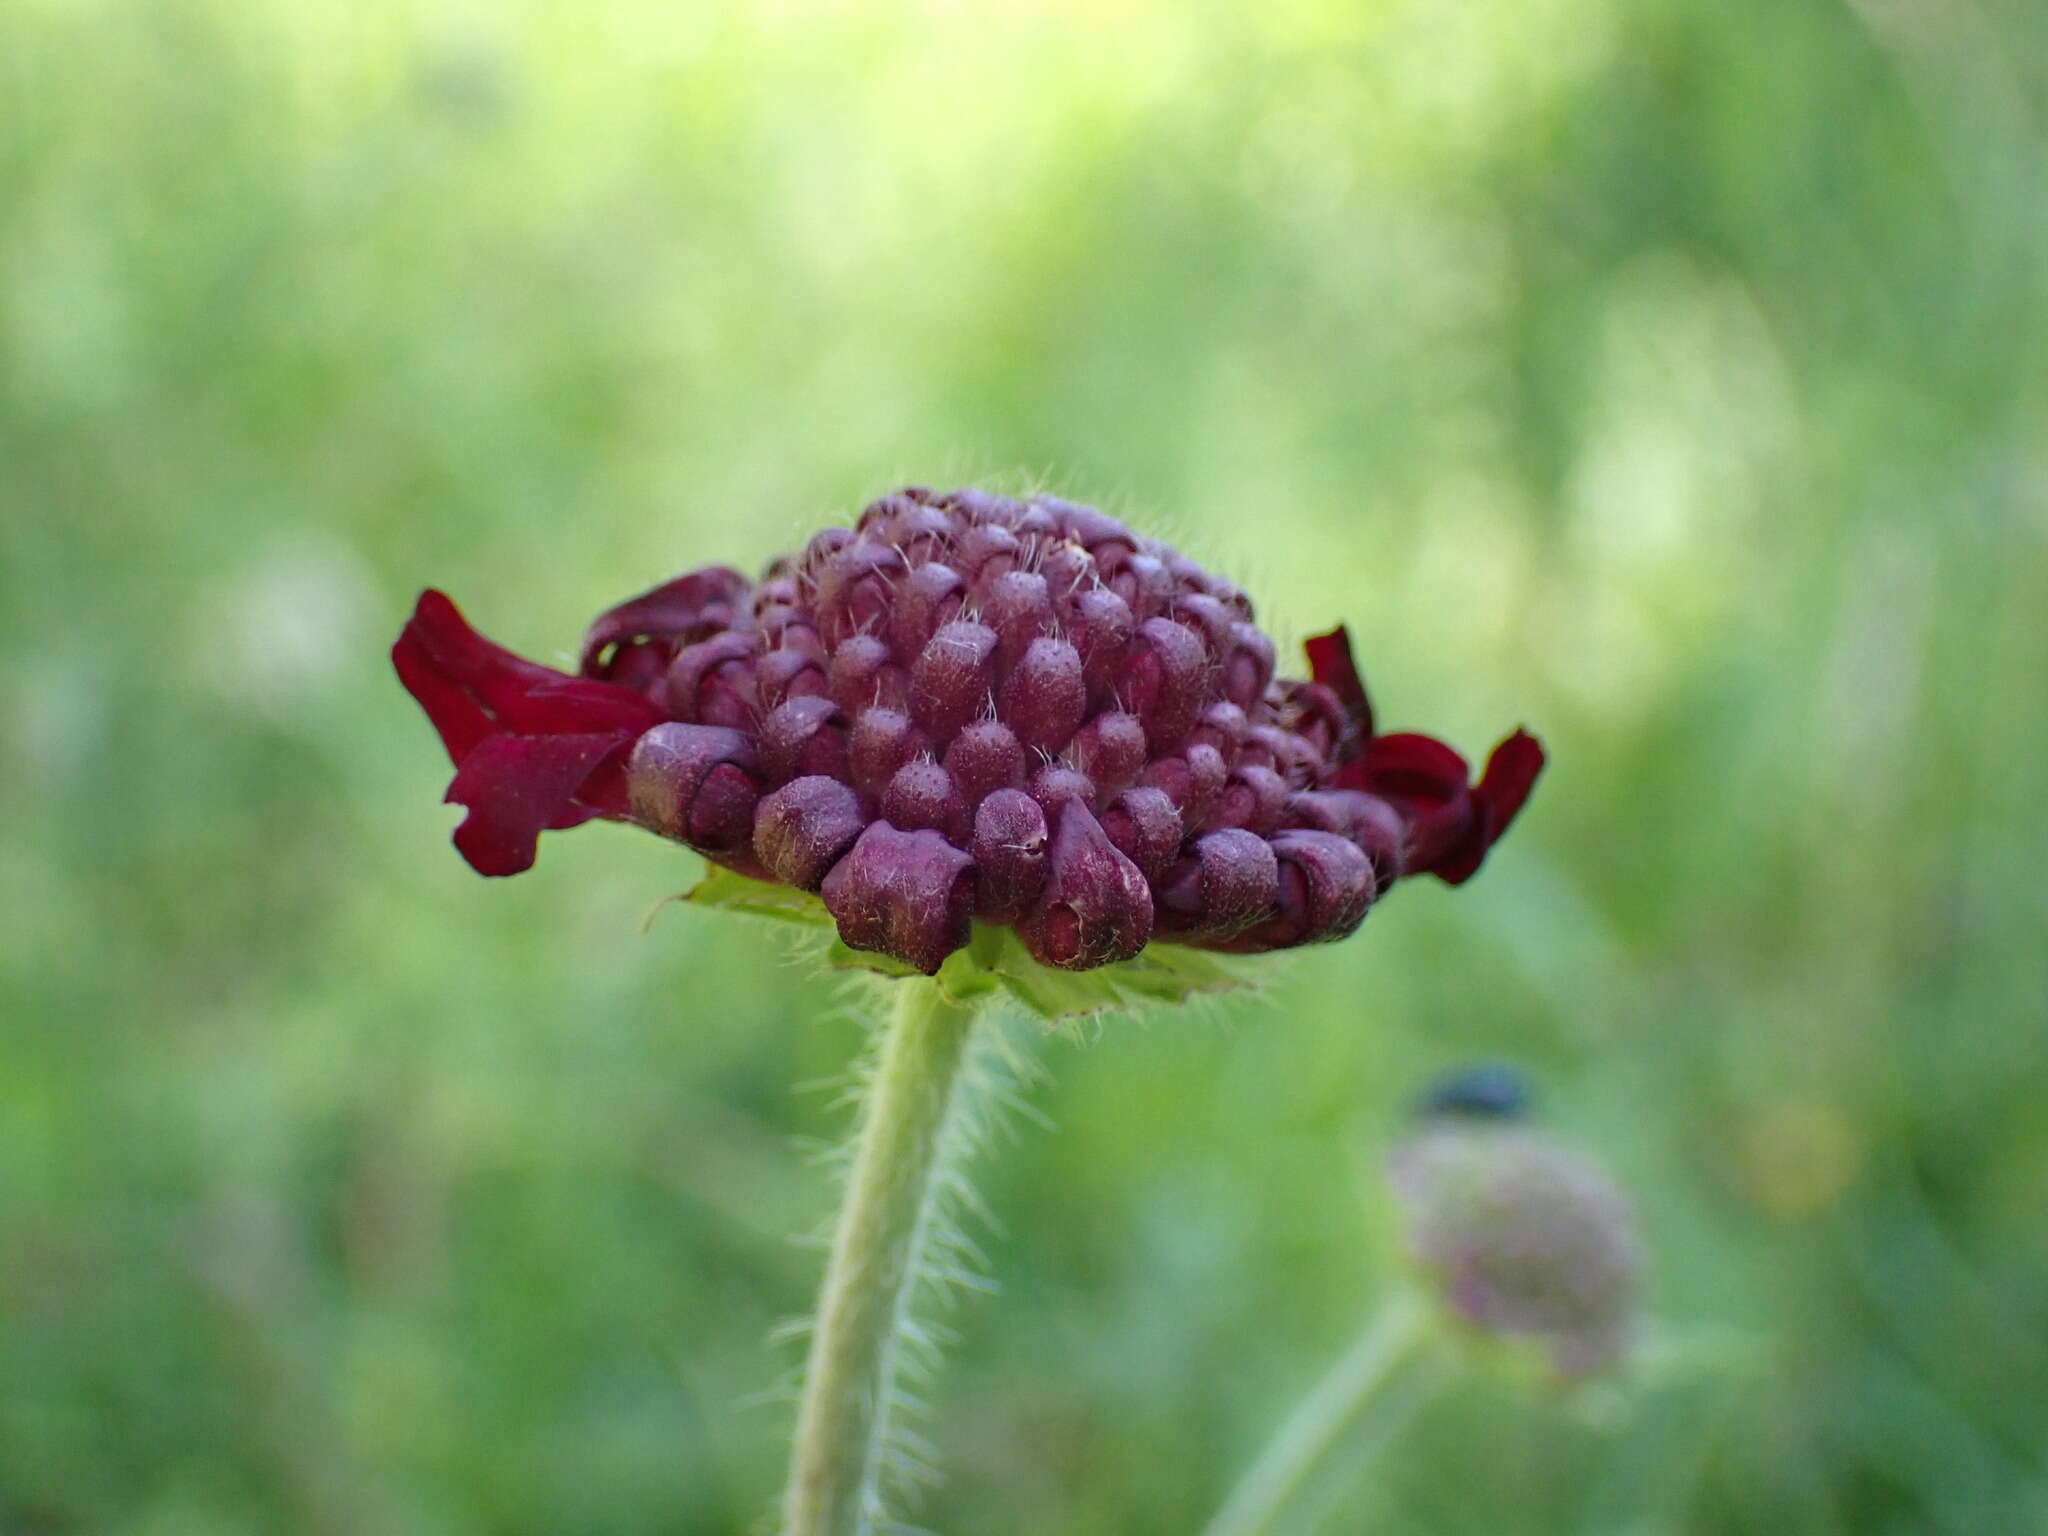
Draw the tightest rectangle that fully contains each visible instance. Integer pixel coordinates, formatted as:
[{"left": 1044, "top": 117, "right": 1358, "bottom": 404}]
[{"left": 1388, "top": 1066, "right": 1642, "bottom": 1379}]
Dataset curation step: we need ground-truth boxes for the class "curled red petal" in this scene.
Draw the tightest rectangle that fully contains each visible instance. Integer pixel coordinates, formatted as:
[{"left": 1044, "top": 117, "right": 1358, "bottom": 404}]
[
  {"left": 578, "top": 567, "right": 752, "bottom": 678},
  {"left": 1358, "top": 732, "right": 1472, "bottom": 805},
  {"left": 395, "top": 590, "right": 565, "bottom": 764},
  {"left": 445, "top": 731, "right": 638, "bottom": 877},
  {"left": 1430, "top": 729, "right": 1546, "bottom": 886},
  {"left": 1476, "top": 729, "right": 1545, "bottom": 833},
  {"left": 393, "top": 611, "right": 495, "bottom": 765},
  {"left": 396, "top": 589, "right": 662, "bottom": 753},
  {"left": 1303, "top": 625, "right": 1373, "bottom": 742}
]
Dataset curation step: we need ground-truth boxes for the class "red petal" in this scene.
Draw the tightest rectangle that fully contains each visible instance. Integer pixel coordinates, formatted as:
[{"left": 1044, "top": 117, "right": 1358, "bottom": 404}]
[
  {"left": 1418, "top": 729, "right": 1546, "bottom": 887},
  {"left": 445, "top": 731, "right": 637, "bottom": 877},
  {"left": 395, "top": 589, "right": 661, "bottom": 756},
  {"left": 1476, "top": 729, "right": 1545, "bottom": 833},
  {"left": 393, "top": 614, "right": 495, "bottom": 765},
  {"left": 1359, "top": 732, "right": 1471, "bottom": 806},
  {"left": 580, "top": 567, "right": 752, "bottom": 677},
  {"left": 1303, "top": 625, "right": 1374, "bottom": 739}
]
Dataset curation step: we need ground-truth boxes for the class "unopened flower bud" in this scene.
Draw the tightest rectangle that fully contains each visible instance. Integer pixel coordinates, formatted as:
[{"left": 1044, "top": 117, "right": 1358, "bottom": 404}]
[
  {"left": 820, "top": 822, "right": 976, "bottom": 975},
  {"left": 753, "top": 776, "right": 865, "bottom": 891},
  {"left": 1019, "top": 801, "right": 1153, "bottom": 969},
  {"left": 1389, "top": 1067, "right": 1643, "bottom": 1379}
]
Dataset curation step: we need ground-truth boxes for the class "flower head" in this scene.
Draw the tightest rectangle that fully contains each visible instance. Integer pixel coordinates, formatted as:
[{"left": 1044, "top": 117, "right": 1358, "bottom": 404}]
[
  {"left": 1388, "top": 1065, "right": 1642, "bottom": 1379},
  {"left": 393, "top": 488, "right": 1544, "bottom": 974}
]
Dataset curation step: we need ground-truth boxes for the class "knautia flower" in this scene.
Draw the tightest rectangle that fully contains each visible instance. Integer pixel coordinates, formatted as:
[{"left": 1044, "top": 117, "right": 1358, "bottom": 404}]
[
  {"left": 392, "top": 486, "right": 1544, "bottom": 975},
  {"left": 1388, "top": 1066, "right": 1643, "bottom": 1379}
]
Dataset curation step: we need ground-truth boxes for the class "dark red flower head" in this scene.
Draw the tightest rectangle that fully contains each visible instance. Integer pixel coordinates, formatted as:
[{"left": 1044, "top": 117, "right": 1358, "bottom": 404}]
[{"left": 393, "top": 488, "right": 1544, "bottom": 973}]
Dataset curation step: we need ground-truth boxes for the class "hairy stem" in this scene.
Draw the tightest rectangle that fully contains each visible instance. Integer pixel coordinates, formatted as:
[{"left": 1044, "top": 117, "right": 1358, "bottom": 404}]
[
  {"left": 1202, "top": 1289, "right": 1438, "bottom": 1536},
  {"left": 783, "top": 977, "right": 984, "bottom": 1536}
]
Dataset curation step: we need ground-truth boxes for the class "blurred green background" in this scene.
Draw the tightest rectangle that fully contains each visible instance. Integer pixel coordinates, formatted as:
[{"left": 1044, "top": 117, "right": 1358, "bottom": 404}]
[{"left": 4, "top": 0, "right": 2046, "bottom": 1530}]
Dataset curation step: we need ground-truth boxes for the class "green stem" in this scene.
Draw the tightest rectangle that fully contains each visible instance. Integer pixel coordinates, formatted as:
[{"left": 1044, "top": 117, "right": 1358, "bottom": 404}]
[
  {"left": 1202, "top": 1289, "right": 1439, "bottom": 1536},
  {"left": 782, "top": 977, "right": 984, "bottom": 1536}
]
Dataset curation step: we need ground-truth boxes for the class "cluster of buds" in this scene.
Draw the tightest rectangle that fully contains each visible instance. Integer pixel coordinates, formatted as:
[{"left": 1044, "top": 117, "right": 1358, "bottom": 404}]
[
  {"left": 1388, "top": 1066, "right": 1642, "bottom": 1379},
  {"left": 393, "top": 487, "right": 1543, "bottom": 974}
]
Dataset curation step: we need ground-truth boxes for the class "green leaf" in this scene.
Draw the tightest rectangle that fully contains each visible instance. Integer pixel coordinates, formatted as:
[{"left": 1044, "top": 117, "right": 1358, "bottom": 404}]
[
  {"left": 972, "top": 925, "right": 1258, "bottom": 1022},
  {"left": 682, "top": 866, "right": 833, "bottom": 928},
  {"left": 822, "top": 939, "right": 922, "bottom": 979}
]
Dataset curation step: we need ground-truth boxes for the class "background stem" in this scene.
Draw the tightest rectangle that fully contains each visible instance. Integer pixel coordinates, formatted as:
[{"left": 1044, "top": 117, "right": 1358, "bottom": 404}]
[
  {"left": 1203, "top": 1289, "right": 1438, "bottom": 1536},
  {"left": 782, "top": 977, "right": 983, "bottom": 1536}
]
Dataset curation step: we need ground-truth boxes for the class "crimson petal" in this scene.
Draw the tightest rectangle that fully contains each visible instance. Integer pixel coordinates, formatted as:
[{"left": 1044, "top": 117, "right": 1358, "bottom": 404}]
[
  {"left": 579, "top": 567, "right": 752, "bottom": 677},
  {"left": 446, "top": 730, "right": 638, "bottom": 877},
  {"left": 1431, "top": 729, "right": 1546, "bottom": 886},
  {"left": 1303, "top": 625, "right": 1373, "bottom": 743}
]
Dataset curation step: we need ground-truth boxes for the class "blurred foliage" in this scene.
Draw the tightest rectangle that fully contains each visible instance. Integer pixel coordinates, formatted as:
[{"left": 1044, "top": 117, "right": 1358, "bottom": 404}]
[{"left": 3, "top": 0, "right": 2046, "bottom": 1530}]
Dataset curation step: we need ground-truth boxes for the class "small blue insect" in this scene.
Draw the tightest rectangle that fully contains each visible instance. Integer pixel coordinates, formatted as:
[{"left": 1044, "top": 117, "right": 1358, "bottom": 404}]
[{"left": 1415, "top": 1062, "right": 1532, "bottom": 1122}]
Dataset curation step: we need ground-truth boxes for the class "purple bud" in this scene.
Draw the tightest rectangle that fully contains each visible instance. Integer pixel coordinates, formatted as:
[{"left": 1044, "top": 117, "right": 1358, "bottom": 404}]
[
  {"left": 982, "top": 570, "right": 1055, "bottom": 670},
  {"left": 1123, "top": 618, "right": 1207, "bottom": 749},
  {"left": 1000, "top": 637, "right": 1087, "bottom": 754},
  {"left": 941, "top": 486, "right": 1029, "bottom": 528},
  {"left": 664, "top": 632, "right": 757, "bottom": 728},
  {"left": 760, "top": 608, "right": 826, "bottom": 663},
  {"left": 1108, "top": 552, "right": 1173, "bottom": 620},
  {"left": 971, "top": 787, "right": 1049, "bottom": 921},
  {"left": 1222, "top": 621, "right": 1276, "bottom": 707},
  {"left": 849, "top": 707, "right": 928, "bottom": 800},
  {"left": 753, "top": 574, "right": 800, "bottom": 612},
  {"left": 1011, "top": 503, "right": 1060, "bottom": 542},
  {"left": 1188, "top": 700, "right": 1247, "bottom": 756},
  {"left": 1226, "top": 830, "right": 1374, "bottom": 949},
  {"left": 887, "top": 562, "right": 965, "bottom": 658},
  {"left": 1214, "top": 764, "right": 1289, "bottom": 834},
  {"left": 1141, "top": 741, "right": 1227, "bottom": 827},
  {"left": 1324, "top": 790, "right": 1407, "bottom": 887},
  {"left": 752, "top": 776, "right": 866, "bottom": 891},
  {"left": 1282, "top": 790, "right": 1352, "bottom": 835},
  {"left": 828, "top": 633, "right": 907, "bottom": 714},
  {"left": 1206, "top": 575, "right": 1254, "bottom": 620},
  {"left": 881, "top": 759, "right": 970, "bottom": 843},
  {"left": 627, "top": 723, "right": 763, "bottom": 866},
  {"left": 815, "top": 540, "right": 904, "bottom": 647},
  {"left": 758, "top": 695, "right": 849, "bottom": 785},
  {"left": 1041, "top": 498, "right": 1135, "bottom": 554},
  {"left": 1157, "top": 828, "right": 1278, "bottom": 938},
  {"left": 797, "top": 526, "right": 856, "bottom": 584},
  {"left": 1283, "top": 679, "right": 1348, "bottom": 761},
  {"left": 820, "top": 823, "right": 976, "bottom": 975},
  {"left": 1018, "top": 801, "right": 1154, "bottom": 970},
  {"left": 891, "top": 504, "right": 956, "bottom": 563},
  {"left": 1171, "top": 592, "right": 1235, "bottom": 656},
  {"left": 944, "top": 720, "right": 1028, "bottom": 806},
  {"left": 1242, "top": 723, "right": 1316, "bottom": 788},
  {"left": 755, "top": 645, "right": 829, "bottom": 709},
  {"left": 1066, "top": 586, "right": 1135, "bottom": 703},
  {"left": 1068, "top": 710, "right": 1147, "bottom": 796},
  {"left": 1098, "top": 786, "right": 1183, "bottom": 883},
  {"left": 1029, "top": 762, "right": 1097, "bottom": 820},
  {"left": 953, "top": 521, "right": 1021, "bottom": 581},
  {"left": 856, "top": 490, "right": 921, "bottom": 536},
  {"left": 1037, "top": 541, "right": 1092, "bottom": 596},
  {"left": 909, "top": 620, "right": 998, "bottom": 740}
]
